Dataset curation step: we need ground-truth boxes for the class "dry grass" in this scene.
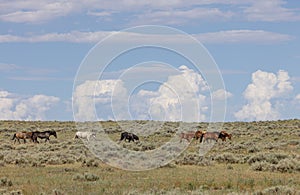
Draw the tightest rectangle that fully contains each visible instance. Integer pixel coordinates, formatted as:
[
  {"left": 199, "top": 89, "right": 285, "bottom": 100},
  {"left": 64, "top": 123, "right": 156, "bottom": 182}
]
[{"left": 0, "top": 119, "right": 299, "bottom": 194}]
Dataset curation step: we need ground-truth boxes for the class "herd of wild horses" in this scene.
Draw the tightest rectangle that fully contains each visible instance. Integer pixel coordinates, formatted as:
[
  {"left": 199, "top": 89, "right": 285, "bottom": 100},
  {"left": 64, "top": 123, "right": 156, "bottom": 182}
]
[
  {"left": 11, "top": 129, "right": 231, "bottom": 144},
  {"left": 180, "top": 130, "right": 232, "bottom": 143}
]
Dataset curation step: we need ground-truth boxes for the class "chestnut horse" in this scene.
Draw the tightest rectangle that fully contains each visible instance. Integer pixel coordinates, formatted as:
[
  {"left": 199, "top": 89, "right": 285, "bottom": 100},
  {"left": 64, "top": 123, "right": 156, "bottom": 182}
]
[
  {"left": 194, "top": 130, "right": 206, "bottom": 143},
  {"left": 179, "top": 131, "right": 195, "bottom": 142},
  {"left": 12, "top": 131, "right": 34, "bottom": 144}
]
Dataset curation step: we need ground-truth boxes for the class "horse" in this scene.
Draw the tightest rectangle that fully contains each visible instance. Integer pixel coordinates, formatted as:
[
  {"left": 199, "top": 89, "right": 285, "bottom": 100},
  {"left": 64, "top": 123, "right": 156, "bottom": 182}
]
[
  {"left": 32, "top": 130, "right": 57, "bottom": 143},
  {"left": 201, "top": 131, "right": 220, "bottom": 143},
  {"left": 119, "top": 132, "right": 139, "bottom": 142},
  {"left": 194, "top": 130, "right": 206, "bottom": 143},
  {"left": 74, "top": 131, "right": 96, "bottom": 141},
  {"left": 12, "top": 131, "right": 34, "bottom": 144},
  {"left": 218, "top": 130, "right": 232, "bottom": 141},
  {"left": 179, "top": 131, "right": 196, "bottom": 142}
]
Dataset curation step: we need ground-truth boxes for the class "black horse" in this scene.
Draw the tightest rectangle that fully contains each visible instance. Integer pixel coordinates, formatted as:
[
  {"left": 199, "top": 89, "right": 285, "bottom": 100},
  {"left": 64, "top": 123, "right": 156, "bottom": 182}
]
[
  {"left": 32, "top": 130, "right": 57, "bottom": 143},
  {"left": 119, "top": 132, "right": 139, "bottom": 142}
]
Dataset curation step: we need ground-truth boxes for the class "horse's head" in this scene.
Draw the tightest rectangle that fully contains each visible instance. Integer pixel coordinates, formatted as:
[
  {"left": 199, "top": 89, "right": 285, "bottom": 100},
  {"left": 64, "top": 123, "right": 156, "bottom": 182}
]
[
  {"left": 51, "top": 130, "right": 57, "bottom": 138},
  {"left": 227, "top": 133, "right": 232, "bottom": 140},
  {"left": 220, "top": 131, "right": 231, "bottom": 140},
  {"left": 194, "top": 130, "right": 204, "bottom": 139}
]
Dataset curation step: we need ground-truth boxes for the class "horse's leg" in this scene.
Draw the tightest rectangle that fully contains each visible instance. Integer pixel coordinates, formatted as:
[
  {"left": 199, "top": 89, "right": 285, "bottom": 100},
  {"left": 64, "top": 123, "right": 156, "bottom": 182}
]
[{"left": 24, "top": 138, "right": 26, "bottom": 144}]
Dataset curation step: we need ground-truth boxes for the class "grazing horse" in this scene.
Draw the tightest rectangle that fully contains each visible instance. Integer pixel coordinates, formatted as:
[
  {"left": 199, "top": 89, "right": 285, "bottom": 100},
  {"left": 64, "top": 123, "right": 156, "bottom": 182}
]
[
  {"left": 179, "top": 131, "right": 195, "bottom": 142},
  {"left": 32, "top": 130, "right": 57, "bottom": 143},
  {"left": 119, "top": 132, "right": 139, "bottom": 142},
  {"left": 202, "top": 131, "right": 220, "bottom": 143},
  {"left": 194, "top": 130, "right": 205, "bottom": 143},
  {"left": 219, "top": 131, "right": 232, "bottom": 141},
  {"left": 12, "top": 131, "right": 34, "bottom": 144},
  {"left": 74, "top": 131, "right": 96, "bottom": 141}
]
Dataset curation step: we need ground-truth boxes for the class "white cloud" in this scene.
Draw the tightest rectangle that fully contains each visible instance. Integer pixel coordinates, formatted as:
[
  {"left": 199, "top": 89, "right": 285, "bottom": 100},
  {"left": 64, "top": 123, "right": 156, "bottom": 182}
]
[
  {"left": 1, "top": 0, "right": 299, "bottom": 24},
  {"left": 73, "top": 80, "right": 128, "bottom": 121},
  {"left": 73, "top": 65, "right": 212, "bottom": 122},
  {"left": 195, "top": 30, "right": 293, "bottom": 44},
  {"left": 0, "top": 1, "right": 78, "bottom": 23},
  {"left": 131, "top": 8, "right": 234, "bottom": 25},
  {"left": 0, "top": 63, "right": 20, "bottom": 71},
  {"left": 0, "top": 30, "right": 292, "bottom": 44},
  {"left": 235, "top": 70, "right": 293, "bottom": 121},
  {"left": 141, "top": 65, "right": 209, "bottom": 122},
  {"left": 212, "top": 89, "right": 233, "bottom": 101},
  {"left": 0, "top": 90, "right": 59, "bottom": 120},
  {"left": 295, "top": 94, "right": 300, "bottom": 103},
  {"left": 244, "top": 0, "right": 300, "bottom": 22}
]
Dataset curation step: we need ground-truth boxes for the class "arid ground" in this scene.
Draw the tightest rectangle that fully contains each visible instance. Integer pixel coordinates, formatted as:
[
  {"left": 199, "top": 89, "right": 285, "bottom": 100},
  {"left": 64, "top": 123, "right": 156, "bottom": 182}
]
[{"left": 0, "top": 120, "right": 299, "bottom": 194}]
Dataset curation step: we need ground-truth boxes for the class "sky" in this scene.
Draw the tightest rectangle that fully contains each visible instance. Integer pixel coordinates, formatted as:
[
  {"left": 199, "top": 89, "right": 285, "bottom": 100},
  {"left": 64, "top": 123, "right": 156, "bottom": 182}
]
[{"left": 0, "top": 0, "right": 300, "bottom": 122}]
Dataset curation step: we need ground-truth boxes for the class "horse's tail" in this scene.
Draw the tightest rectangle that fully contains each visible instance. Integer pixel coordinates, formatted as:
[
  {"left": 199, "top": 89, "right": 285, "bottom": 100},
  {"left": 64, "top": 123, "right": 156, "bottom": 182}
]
[{"left": 12, "top": 133, "right": 16, "bottom": 140}]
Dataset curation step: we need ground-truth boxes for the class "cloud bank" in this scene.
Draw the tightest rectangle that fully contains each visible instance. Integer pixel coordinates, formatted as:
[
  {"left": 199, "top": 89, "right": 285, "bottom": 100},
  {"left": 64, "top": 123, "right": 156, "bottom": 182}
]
[
  {"left": 235, "top": 70, "right": 293, "bottom": 121},
  {"left": 73, "top": 65, "right": 231, "bottom": 122},
  {"left": 0, "top": 90, "right": 59, "bottom": 120}
]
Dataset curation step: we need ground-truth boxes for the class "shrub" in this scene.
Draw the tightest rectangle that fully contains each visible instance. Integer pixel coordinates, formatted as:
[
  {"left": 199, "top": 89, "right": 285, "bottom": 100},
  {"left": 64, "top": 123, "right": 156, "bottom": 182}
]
[
  {"left": 82, "top": 158, "right": 99, "bottom": 167},
  {"left": 52, "top": 189, "right": 64, "bottom": 195},
  {"left": 47, "top": 158, "right": 62, "bottom": 165},
  {"left": 213, "top": 153, "right": 240, "bottom": 164},
  {"left": 251, "top": 161, "right": 275, "bottom": 172},
  {"left": 254, "top": 185, "right": 298, "bottom": 195},
  {"left": 247, "top": 152, "right": 289, "bottom": 165},
  {"left": 175, "top": 153, "right": 212, "bottom": 166},
  {"left": 251, "top": 158, "right": 300, "bottom": 173},
  {"left": 0, "top": 177, "right": 13, "bottom": 187},
  {"left": 276, "top": 158, "right": 300, "bottom": 173},
  {"left": 9, "top": 190, "right": 23, "bottom": 195},
  {"left": 73, "top": 173, "right": 99, "bottom": 182}
]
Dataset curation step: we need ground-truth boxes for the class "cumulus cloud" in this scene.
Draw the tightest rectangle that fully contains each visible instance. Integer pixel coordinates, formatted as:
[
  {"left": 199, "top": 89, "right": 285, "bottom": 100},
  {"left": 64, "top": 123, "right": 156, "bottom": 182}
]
[
  {"left": 135, "top": 65, "right": 209, "bottom": 122},
  {"left": 235, "top": 70, "right": 293, "bottom": 121},
  {"left": 212, "top": 89, "right": 233, "bottom": 101},
  {"left": 0, "top": 90, "right": 59, "bottom": 120},
  {"left": 73, "top": 80, "right": 128, "bottom": 121},
  {"left": 73, "top": 65, "right": 216, "bottom": 122}
]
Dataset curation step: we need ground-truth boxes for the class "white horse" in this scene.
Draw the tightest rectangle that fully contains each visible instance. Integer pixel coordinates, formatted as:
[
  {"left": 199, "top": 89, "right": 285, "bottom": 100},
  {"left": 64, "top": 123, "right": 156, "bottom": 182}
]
[{"left": 74, "top": 131, "right": 96, "bottom": 141}]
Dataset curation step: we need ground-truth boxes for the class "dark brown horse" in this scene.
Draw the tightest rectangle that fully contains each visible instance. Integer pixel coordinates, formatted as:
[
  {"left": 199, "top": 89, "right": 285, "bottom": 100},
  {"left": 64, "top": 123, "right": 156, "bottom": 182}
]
[
  {"left": 201, "top": 130, "right": 232, "bottom": 143},
  {"left": 219, "top": 130, "right": 232, "bottom": 141},
  {"left": 179, "top": 131, "right": 195, "bottom": 142},
  {"left": 12, "top": 131, "right": 34, "bottom": 144},
  {"left": 119, "top": 132, "right": 139, "bottom": 142},
  {"left": 32, "top": 130, "right": 57, "bottom": 143}
]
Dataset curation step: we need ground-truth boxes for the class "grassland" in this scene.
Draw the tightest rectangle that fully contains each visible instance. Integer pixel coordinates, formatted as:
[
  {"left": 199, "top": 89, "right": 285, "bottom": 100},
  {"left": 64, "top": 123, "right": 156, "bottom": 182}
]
[{"left": 0, "top": 120, "right": 299, "bottom": 194}]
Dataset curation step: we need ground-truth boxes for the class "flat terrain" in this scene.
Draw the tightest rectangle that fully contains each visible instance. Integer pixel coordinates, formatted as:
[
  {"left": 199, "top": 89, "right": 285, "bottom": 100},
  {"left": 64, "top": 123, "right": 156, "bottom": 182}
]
[{"left": 0, "top": 120, "right": 299, "bottom": 194}]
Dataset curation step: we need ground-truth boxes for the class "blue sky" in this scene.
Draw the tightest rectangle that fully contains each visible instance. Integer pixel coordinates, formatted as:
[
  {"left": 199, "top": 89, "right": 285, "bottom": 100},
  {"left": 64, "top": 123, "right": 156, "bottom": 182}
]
[{"left": 0, "top": 0, "right": 300, "bottom": 122}]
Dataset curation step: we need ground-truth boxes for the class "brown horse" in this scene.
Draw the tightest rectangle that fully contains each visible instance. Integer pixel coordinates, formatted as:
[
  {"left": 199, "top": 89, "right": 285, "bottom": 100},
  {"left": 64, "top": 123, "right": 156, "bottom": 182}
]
[
  {"left": 202, "top": 132, "right": 220, "bottom": 143},
  {"left": 179, "top": 131, "right": 195, "bottom": 142},
  {"left": 219, "top": 130, "right": 232, "bottom": 141},
  {"left": 194, "top": 130, "right": 205, "bottom": 143},
  {"left": 12, "top": 131, "right": 34, "bottom": 144}
]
